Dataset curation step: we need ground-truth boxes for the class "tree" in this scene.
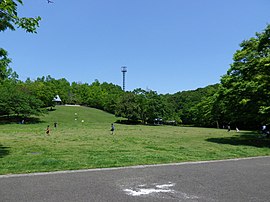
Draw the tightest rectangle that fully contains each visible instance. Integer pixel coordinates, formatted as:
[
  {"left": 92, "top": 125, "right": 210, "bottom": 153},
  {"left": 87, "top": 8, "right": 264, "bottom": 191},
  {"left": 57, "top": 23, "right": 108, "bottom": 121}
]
[
  {"left": 71, "top": 82, "right": 90, "bottom": 105},
  {"left": 0, "top": 80, "right": 44, "bottom": 117},
  {"left": 190, "top": 92, "right": 225, "bottom": 128},
  {"left": 1, "top": 0, "right": 41, "bottom": 83},
  {"left": 0, "top": 0, "right": 41, "bottom": 33},
  {"left": 115, "top": 92, "right": 141, "bottom": 121},
  {"left": 167, "top": 84, "right": 220, "bottom": 125},
  {"left": 0, "top": 1, "right": 44, "bottom": 118},
  {"left": 101, "top": 82, "right": 123, "bottom": 113},
  {"left": 115, "top": 89, "right": 178, "bottom": 124},
  {"left": 87, "top": 80, "right": 106, "bottom": 109},
  {"left": 0, "top": 48, "right": 11, "bottom": 81},
  {"left": 219, "top": 25, "right": 270, "bottom": 129},
  {"left": 26, "top": 78, "right": 54, "bottom": 107},
  {"left": 143, "top": 90, "right": 166, "bottom": 124}
]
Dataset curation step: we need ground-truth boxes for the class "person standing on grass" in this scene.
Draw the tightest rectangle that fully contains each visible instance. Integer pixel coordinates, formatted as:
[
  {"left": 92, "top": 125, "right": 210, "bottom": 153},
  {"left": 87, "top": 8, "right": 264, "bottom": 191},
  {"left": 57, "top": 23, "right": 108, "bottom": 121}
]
[
  {"left": 111, "top": 123, "right": 115, "bottom": 135},
  {"left": 227, "top": 123, "right": 231, "bottom": 132},
  {"left": 46, "top": 125, "right": 50, "bottom": 135}
]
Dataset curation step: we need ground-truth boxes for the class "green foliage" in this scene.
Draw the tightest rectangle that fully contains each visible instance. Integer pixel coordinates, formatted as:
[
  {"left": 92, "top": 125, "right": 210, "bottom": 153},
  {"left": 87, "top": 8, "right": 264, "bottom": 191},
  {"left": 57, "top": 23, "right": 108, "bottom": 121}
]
[
  {"left": 0, "top": 48, "right": 12, "bottom": 81},
  {"left": 1, "top": 0, "right": 41, "bottom": 86},
  {"left": 190, "top": 92, "right": 223, "bottom": 128},
  {"left": 115, "top": 89, "right": 180, "bottom": 124},
  {"left": 219, "top": 24, "right": 270, "bottom": 128},
  {"left": 0, "top": 0, "right": 41, "bottom": 33},
  {"left": 0, "top": 0, "right": 44, "bottom": 118},
  {"left": 115, "top": 92, "right": 141, "bottom": 121},
  {"left": 101, "top": 82, "right": 123, "bottom": 113},
  {"left": 182, "top": 24, "right": 270, "bottom": 129},
  {"left": 0, "top": 72, "right": 222, "bottom": 128},
  {"left": 0, "top": 80, "right": 44, "bottom": 117},
  {"left": 167, "top": 84, "right": 220, "bottom": 125},
  {"left": 34, "top": 76, "right": 70, "bottom": 107},
  {"left": 87, "top": 80, "right": 106, "bottom": 109}
]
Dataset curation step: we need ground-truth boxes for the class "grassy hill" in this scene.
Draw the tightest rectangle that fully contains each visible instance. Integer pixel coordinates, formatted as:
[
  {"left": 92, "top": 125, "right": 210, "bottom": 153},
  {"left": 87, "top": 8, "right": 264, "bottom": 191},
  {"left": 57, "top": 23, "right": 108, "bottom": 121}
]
[
  {"left": 43, "top": 105, "right": 117, "bottom": 128},
  {"left": 0, "top": 106, "right": 270, "bottom": 175}
]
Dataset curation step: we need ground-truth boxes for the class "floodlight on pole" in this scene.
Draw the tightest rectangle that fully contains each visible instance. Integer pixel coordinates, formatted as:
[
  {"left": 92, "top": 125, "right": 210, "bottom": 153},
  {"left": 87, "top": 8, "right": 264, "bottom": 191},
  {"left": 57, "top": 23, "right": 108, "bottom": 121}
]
[{"left": 121, "top": 66, "right": 127, "bottom": 91}]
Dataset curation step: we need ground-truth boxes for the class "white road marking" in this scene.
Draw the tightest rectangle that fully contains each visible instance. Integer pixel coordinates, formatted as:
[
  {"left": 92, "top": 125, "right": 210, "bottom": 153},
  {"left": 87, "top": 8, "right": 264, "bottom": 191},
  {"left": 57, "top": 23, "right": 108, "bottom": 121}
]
[
  {"left": 124, "top": 183, "right": 175, "bottom": 196},
  {"left": 123, "top": 182, "right": 200, "bottom": 200},
  {"left": 124, "top": 188, "right": 173, "bottom": 196},
  {"left": 156, "top": 183, "right": 174, "bottom": 189}
]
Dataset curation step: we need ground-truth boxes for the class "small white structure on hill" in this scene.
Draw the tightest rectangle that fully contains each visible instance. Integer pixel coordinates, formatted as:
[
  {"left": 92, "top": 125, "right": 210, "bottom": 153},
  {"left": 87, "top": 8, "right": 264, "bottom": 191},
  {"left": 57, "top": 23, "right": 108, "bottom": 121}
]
[{"left": 52, "top": 95, "right": 62, "bottom": 105}]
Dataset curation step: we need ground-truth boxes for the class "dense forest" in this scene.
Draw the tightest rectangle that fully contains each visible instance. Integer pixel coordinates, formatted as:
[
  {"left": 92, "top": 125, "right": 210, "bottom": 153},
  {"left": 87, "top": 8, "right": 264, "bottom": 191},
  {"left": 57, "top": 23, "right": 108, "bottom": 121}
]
[
  {"left": 0, "top": 71, "right": 220, "bottom": 127},
  {"left": 1, "top": 1, "right": 269, "bottom": 130}
]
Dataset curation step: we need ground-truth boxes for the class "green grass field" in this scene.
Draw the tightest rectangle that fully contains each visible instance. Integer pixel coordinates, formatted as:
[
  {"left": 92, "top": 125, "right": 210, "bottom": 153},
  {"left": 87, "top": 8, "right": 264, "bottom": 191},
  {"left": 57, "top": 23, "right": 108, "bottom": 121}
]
[{"left": 0, "top": 106, "right": 270, "bottom": 175}]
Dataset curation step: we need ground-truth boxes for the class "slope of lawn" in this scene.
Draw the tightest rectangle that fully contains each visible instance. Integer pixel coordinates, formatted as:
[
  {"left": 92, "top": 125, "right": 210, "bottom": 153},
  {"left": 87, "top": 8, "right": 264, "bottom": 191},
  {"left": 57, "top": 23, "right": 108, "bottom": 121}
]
[{"left": 1, "top": 105, "right": 270, "bottom": 175}]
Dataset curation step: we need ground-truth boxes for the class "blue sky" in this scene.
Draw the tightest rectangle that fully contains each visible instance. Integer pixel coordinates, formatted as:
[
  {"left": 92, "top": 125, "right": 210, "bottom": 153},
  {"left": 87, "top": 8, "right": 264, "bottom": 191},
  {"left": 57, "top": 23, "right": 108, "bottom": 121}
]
[{"left": 1, "top": 0, "right": 270, "bottom": 94}]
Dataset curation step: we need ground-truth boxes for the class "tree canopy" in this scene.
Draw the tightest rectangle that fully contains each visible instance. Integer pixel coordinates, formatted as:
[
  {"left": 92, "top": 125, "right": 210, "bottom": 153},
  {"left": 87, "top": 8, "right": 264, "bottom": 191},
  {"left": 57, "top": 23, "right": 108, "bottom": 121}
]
[
  {"left": 218, "top": 24, "right": 270, "bottom": 129},
  {"left": 0, "top": 0, "right": 41, "bottom": 33},
  {"left": 1, "top": 0, "right": 41, "bottom": 83}
]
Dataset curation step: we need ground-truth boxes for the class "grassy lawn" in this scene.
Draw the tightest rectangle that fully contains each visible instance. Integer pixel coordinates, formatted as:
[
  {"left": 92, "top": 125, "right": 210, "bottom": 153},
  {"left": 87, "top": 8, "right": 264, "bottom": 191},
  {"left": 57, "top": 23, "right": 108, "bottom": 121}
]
[{"left": 1, "top": 106, "right": 270, "bottom": 175}]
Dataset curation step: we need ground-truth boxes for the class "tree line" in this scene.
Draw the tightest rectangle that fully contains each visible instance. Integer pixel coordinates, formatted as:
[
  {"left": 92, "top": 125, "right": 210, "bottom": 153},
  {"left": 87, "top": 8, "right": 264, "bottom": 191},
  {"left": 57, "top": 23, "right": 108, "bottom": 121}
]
[
  {"left": 0, "top": 69, "right": 216, "bottom": 126},
  {"left": 1, "top": 1, "right": 269, "bottom": 129}
]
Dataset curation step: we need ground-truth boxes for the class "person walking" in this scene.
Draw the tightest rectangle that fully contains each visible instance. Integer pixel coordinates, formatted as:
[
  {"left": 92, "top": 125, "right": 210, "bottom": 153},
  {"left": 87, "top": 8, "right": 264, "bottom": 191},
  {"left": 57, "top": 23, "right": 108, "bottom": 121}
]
[
  {"left": 110, "top": 123, "right": 115, "bottom": 135},
  {"left": 227, "top": 123, "right": 231, "bottom": 132},
  {"left": 46, "top": 125, "right": 50, "bottom": 135}
]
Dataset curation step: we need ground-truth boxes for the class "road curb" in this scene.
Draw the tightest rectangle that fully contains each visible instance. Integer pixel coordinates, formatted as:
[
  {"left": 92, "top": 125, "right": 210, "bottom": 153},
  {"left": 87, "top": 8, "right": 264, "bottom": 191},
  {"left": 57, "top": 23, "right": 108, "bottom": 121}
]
[{"left": 1, "top": 156, "right": 269, "bottom": 178}]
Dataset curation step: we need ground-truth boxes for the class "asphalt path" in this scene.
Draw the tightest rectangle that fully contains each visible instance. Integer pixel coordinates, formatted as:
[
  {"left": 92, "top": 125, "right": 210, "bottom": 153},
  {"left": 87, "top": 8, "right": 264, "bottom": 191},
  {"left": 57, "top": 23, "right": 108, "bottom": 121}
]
[{"left": 1, "top": 156, "right": 270, "bottom": 202}]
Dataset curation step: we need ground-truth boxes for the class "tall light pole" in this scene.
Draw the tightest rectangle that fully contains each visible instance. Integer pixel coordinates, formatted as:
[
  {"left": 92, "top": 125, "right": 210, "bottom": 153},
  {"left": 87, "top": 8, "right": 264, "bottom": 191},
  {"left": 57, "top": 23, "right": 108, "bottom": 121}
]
[{"left": 121, "top": 66, "right": 127, "bottom": 91}]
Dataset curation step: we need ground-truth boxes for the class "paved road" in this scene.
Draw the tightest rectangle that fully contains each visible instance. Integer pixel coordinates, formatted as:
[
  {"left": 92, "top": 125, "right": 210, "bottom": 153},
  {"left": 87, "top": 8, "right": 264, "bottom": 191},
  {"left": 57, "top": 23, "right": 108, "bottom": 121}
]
[{"left": 1, "top": 157, "right": 270, "bottom": 202}]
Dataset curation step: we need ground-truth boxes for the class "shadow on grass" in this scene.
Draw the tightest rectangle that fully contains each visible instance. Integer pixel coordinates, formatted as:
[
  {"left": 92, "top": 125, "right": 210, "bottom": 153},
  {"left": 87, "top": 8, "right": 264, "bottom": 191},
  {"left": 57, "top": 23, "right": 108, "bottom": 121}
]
[
  {"left": 115, "top": 119, "right": 143, "bottom": 125},
  {"left": 206, "top": 132, "right": 270, "bottom": 148},
  {"left": 0, "top": 116, "right": 43, "bottom": 125},
  {"left": 0, "top": 144, "right": 10, "bottom": 158}
]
